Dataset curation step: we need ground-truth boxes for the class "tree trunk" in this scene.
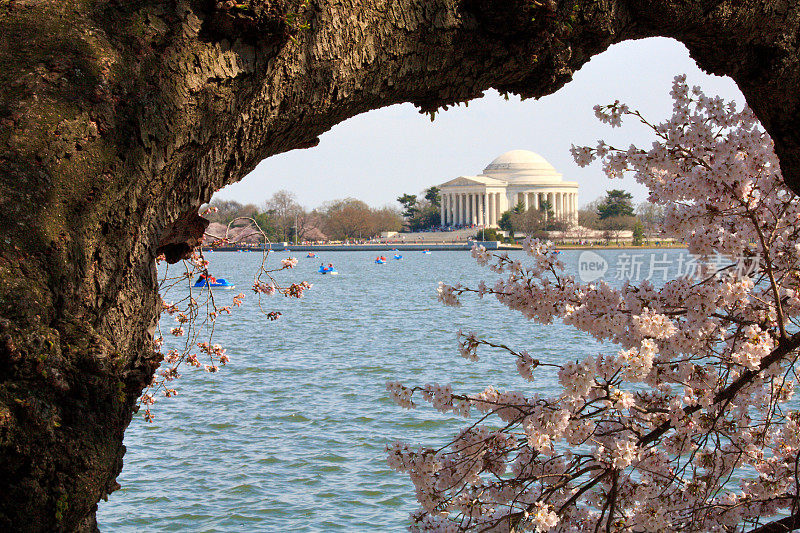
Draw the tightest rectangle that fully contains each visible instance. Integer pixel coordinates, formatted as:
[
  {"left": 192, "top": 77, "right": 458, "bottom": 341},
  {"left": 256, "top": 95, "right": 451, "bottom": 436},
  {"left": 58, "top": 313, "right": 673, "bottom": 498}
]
[{"left": 0, "top": 0, "right": 798, "bottom": 529}]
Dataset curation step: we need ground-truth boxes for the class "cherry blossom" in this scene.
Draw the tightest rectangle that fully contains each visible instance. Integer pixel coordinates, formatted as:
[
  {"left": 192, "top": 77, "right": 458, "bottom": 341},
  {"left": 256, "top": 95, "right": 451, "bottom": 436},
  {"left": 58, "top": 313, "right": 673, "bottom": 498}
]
[
  {"left": 139, "top": 217, "right": 306, "bottom": 421},
  {"left": 388, "top": 76, "right": 800, "bottom": 532}
]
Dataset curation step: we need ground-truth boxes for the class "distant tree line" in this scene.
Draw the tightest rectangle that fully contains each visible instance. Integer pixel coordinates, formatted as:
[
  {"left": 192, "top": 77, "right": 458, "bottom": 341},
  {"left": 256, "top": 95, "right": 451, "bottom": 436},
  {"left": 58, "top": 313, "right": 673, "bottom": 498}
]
[
  {"left": 497, "top": 199, "right": 572, "bottom": 239},
  {"left": 202, "top": 190, "right": 403, "bottom": 243},
  {"left": 495, "top": 188, "right": 667, "bottom": 244},
  {"left": 575, "top": 189, "right": 667, "bottom": 244},
  {"left": 202, "top": 187, "right": 667, "bottom": 245}
]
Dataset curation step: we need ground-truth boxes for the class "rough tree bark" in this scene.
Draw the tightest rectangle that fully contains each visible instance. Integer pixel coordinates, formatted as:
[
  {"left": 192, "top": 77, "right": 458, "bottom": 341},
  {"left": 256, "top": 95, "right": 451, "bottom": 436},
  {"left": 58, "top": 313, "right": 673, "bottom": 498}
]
[{"left": 0, "top": 0, "right": 798, "bottom": 530}]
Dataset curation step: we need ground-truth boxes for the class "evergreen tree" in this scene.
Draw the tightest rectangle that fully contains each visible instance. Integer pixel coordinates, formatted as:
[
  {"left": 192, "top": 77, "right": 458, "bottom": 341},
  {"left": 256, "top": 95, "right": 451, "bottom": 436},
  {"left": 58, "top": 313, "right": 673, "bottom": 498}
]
[
  {"left": 397, "top": 193, "right": 418, "bottom": 219},
  {"left": 597, "top": 189, "right": 635, "bottom": 219},
  {"left": 424, "top": 186, "right": 441, "bottom": 208}
]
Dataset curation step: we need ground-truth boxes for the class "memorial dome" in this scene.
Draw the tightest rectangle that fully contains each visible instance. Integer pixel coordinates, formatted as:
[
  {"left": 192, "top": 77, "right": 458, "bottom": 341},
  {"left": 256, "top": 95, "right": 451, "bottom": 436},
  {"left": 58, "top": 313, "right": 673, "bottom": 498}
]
[{"left": 482, "top": 150, "right": 562, "bottom": 183}]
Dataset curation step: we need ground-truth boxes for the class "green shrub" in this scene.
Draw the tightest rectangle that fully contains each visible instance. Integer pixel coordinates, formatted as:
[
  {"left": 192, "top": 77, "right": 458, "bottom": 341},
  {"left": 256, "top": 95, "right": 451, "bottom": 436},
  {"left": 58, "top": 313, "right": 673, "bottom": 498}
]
[{"left": 475, "top": 228, "right": 502, "bottom": 241}]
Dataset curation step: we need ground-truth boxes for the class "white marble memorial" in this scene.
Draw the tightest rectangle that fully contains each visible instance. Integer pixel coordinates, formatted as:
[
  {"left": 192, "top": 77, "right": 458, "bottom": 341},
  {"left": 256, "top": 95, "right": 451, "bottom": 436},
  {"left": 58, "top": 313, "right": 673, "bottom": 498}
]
[{"left": 438, "top": 150, "right": 579, "bottom": 228}]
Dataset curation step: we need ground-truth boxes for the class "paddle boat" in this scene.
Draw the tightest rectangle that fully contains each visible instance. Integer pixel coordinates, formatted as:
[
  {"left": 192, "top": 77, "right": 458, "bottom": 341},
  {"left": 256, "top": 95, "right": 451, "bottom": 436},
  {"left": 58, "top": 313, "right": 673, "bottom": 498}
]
[
  {"left": 421, "top": 249, "right": 432, "bottom": 254},
  {"left": 193, "top": 275, "right": 235, "bottom": 289},
  {"left": 307, "top": 252, "right": 318, "bottom": 258},
  {"left": 393, "top": 254, "right": 402, "bottom": 260},
  {"left": 318, "top": 265, "right": 338, "bottom": 275},
  {"left": 375, "top": 256, "right": 387, "bottom": 264}
]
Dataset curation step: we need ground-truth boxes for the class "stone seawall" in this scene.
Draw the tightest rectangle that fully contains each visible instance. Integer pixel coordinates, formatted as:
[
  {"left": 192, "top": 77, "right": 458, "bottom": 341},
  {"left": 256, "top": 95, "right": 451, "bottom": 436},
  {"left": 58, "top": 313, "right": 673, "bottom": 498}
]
[{"left": 205, "top": 241, "right": 501, "bottom": 252}]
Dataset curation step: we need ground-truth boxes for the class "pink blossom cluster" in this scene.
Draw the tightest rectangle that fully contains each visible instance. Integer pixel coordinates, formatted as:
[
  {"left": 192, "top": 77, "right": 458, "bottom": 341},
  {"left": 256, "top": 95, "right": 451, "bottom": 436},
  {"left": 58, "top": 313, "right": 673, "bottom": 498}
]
[
  {"left": 388, "top": 77, "right": 800, "bottom": 532},
  {"left": 281, "top": 256, "right": 299, "bottom": 269},
  {"left": 253, "top": 281, "right": 277, "bottom": 295},
  {"left": 140, "top": 219, "right": 308, "bottom": 421}
]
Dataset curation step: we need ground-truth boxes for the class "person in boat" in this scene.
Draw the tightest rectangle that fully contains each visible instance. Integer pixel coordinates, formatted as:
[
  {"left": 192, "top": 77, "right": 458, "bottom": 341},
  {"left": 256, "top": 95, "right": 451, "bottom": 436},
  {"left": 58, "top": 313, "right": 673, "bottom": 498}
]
[{"left": 328, "top": 263, "right": 333, "bottom": 269}]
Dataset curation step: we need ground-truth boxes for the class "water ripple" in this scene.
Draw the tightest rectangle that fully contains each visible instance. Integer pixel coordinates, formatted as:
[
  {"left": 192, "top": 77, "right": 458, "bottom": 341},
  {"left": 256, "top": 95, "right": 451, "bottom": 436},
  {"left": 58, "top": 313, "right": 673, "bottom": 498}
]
[{"left": 98, "top": 249, "right": 681, "bottom": 531}]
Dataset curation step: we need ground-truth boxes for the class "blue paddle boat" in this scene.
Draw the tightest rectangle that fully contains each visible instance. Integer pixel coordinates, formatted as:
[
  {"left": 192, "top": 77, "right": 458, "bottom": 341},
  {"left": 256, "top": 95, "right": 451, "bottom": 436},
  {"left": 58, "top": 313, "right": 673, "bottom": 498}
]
[
  {"left": 375, "top": 256, "right": 387, "bottom": 264},
  {"left": 318, "top": 265, "right": 338, "bottom": 275},
  {"left": 421, "top": 250, "right": 432, "bottom": 254},
  {"left": 393, "top": 254, "right": 402, "bottom": 260},
  {"left": 193, "top": 276, "right": 235, "bottom": 289}
]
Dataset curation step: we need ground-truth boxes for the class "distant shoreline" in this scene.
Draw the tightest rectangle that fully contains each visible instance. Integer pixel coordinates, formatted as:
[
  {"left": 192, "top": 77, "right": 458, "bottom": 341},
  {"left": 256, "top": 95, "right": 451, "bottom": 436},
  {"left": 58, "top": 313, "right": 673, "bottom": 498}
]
[
  {"left": 553, "top": 243, "right": 686, "bottom": 250},
  {"left": 202, "top": 242, "right": 686, "bottom": 253}
]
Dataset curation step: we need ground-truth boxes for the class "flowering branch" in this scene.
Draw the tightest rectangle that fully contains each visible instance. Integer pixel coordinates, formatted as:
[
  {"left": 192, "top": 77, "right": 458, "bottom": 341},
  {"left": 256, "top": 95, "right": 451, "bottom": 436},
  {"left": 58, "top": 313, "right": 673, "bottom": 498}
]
[
  {"left": 388, "top": 75, "right": 800, "bottom": 532},
  {"left": 139, "top": 215, "right": 308, "bottom": 421}
]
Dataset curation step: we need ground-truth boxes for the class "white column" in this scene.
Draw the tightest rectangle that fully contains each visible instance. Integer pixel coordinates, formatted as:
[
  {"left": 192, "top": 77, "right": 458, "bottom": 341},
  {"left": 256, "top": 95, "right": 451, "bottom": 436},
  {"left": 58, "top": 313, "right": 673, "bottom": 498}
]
[
  {"left": 570, "top": 193, "right": 575, "bottom": 224},
  {"left": 488, "top": 193, "right": 495, "bottom": 226},
  {"left": 565, "top": 192, "right": 569, "bottom": 220},
  {"left": 524, "top": 192, "right": 529, "bottom": 211},
  {"left": 495, "top": 194, "right": 501, "bottom": 225},
  {"left": 468, "top": 193, "right": 473, "bottom": 225},
  {"left": 567, "top": 192, "right": 572, "bottom": 224},
  {"left": 556, "top": 192, "right": 562, "bottom": 219},
  {"left": 440, "top": 196, "right": 445, "bottom": 226},
  {"left": 472, "top": 194, "right": 478, "bottom": 225},
  {"left": 533, "top": 191, "right": 539, "bottom": 211},
  {"left": 564, "top": 193, "right": 568, "bottom": 219},
  {"left": 553, "top": 191, "right": 561, "bottom": 219},
  {"left": 456, "top": 194, "right": 461, "bottom": 225},
  {"left": 573, "top": 193, "right": 578, "bottom": 225}
]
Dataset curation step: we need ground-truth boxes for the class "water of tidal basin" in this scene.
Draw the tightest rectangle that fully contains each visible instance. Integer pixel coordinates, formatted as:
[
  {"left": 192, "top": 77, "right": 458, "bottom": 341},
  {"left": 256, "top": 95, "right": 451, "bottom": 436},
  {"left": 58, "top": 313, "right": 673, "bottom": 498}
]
[{"left": 97, "top": 248, "right": 688, "bottom": 532}]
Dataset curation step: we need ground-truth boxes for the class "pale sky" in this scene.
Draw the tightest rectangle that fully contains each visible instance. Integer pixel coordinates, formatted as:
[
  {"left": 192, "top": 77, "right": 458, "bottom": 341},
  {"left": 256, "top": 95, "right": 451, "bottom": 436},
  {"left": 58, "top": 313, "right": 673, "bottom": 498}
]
[{"left": 213, "top": 37, "right": 746, "bottom": 210}]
